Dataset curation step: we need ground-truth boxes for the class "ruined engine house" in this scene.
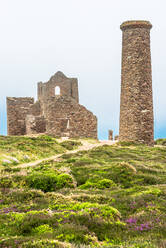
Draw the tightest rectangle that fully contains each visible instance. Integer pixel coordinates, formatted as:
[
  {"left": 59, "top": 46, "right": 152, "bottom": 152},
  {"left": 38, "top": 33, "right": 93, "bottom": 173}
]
[{"left": 7, "top": 71, "right": 97, "bottom": 139}]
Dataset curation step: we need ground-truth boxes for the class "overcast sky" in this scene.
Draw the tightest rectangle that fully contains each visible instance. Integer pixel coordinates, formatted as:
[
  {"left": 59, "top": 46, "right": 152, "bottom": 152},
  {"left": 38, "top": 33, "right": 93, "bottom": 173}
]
[{"left": 0, "top": 0, "right": 166, "bottom": 139}]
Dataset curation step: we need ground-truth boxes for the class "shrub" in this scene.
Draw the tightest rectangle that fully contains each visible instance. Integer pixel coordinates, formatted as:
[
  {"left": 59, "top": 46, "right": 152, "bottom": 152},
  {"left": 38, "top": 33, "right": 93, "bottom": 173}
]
[
  {"left": 0, "top": 177, "right": 13, "bottom": 188},
  {"left": 7, "top": 189, "right": 45, "bottom": 203},
  {"left": 15, "top": 211, "right": 50, "bottom": 235},
  {"left": 110, "top": 162, "right": 136, "bottom": 188},
  {"left": 96, "top": 179, "right": 116, "bottom": 189},
  {"left": 32, "top": 224, "right": 53, "bottom": 234},
  {"left": 60, "top": 140, "right": 82, "bottom": 150},
  {"left": 79, "top": 181, "right": 95, "bottom": 189},
  {"left": 26, "top": 172, "right": 75, "bottom": 192},
  {"left": 56, "top": 174, "right": 75, "bottom": 189},
  {"left": 38, "top": 135, "right": 55, "bottom": 141},
  {"left": 155, "top": 138, "right": 166, "bottom": 146},
  {"left": 79, "top": 179, "right": 116, "bottom": 190},
  {"left": 54, "top": 223, "right": 99, "bottom": 245}
]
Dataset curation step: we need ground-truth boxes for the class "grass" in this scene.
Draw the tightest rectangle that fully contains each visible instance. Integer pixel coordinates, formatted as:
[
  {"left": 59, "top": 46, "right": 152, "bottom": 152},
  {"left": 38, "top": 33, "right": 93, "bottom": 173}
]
[
  {"left": 0, "top": 135, "right": 82, "bottom": 169},
  {"left": 0, "top": 136, "right": 166, "bottom": 247}
]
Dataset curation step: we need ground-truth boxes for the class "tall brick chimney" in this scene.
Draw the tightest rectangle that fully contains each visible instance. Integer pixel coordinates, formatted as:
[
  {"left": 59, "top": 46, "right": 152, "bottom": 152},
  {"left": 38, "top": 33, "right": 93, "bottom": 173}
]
[{"left": 119, "top": 21, "right": 154, "bottom": 145}]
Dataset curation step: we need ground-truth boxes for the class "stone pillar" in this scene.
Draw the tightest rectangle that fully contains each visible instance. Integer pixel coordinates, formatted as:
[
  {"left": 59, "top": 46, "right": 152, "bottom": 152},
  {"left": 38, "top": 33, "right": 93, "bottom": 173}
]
[
  {"left": 108, "top": 130, "right": 113, "bottom": 140},
  {"left": 119, "top": 21, "right": 154, "bottom": 146}
]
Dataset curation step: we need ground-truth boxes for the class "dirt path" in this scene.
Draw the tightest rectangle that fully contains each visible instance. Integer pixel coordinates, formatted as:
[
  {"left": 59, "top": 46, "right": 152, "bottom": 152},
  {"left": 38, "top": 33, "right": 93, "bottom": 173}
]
[{"left": 16, "top": 140, "right": 116, "bottom": 169}]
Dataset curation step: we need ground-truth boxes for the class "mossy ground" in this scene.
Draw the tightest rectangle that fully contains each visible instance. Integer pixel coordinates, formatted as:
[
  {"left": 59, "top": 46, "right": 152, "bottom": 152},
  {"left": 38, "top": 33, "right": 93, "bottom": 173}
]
[{"left": 0, "top": 136, "right": 166, "bottom": 247}]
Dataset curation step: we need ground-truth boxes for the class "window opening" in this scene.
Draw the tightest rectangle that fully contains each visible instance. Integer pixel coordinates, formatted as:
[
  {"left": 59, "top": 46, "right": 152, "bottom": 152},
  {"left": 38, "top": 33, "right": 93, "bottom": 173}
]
[{"left": 55, "top": 86, "right": 60, "bottom": 95}]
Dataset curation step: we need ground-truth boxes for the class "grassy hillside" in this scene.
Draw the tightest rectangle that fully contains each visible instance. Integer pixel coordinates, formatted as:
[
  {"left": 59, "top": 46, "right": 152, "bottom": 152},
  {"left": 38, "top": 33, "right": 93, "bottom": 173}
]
[{"left": 0, "top": 136, "right": 166, "bottom": 247}]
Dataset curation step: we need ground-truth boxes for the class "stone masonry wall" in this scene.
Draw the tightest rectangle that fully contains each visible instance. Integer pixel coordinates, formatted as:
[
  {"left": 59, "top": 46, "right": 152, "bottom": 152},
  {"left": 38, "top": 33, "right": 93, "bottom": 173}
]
[
  {"left": 38, "top": 71, "right": 79, "bottom": 103},
  {"left": 26, "top": 115, "right": 46, "bottom": 135},
  {"left": 44, "top": 96, "right": 97, "bottom": 139},
  {"left": 119, "top": 21, "right": 154, "bottom": 146},
  {"left": 7, "top": 71, "right": 97, "bottom": 139},
  {"left": 7, "top": 97, "right": 34, "bottom": 135},
  {"left": 28, "top": 101, "right": 41, "bottom": 116}
]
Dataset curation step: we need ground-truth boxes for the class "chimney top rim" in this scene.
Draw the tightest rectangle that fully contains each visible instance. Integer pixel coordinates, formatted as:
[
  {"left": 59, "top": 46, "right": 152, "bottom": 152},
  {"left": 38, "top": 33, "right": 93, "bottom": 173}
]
[{"left": 120, "top": 20, "right": 152, "bottom": 30}]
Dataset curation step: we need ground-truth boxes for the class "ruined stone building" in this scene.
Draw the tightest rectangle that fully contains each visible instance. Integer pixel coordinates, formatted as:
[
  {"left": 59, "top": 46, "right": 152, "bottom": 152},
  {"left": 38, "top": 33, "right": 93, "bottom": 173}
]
[
  {"left": 6, "top": 20, "right": 155, "bottom": 144},
  {"left": 119, "top": 21, "right": 154, "bottom": 146},
  {"left": 7, "top": 71, "right": 97, "bottom": 139}
]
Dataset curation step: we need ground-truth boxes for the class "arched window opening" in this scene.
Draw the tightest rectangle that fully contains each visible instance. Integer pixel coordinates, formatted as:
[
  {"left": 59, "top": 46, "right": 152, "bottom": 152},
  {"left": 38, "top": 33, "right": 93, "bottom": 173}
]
[{"left": 55, "top": 86, "right": 60, "bottom": 95}]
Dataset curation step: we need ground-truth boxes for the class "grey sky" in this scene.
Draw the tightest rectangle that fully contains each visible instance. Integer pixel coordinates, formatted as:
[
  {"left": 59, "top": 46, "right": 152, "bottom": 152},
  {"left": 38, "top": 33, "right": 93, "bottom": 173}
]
[{"left": 0, "top": 0, "right": 166, "bottom": 139}]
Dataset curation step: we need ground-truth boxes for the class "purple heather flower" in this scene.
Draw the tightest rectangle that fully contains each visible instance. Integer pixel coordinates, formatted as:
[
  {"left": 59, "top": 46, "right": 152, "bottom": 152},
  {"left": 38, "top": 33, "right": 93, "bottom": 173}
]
[
  {"left": 126, "top": 217, "right": 137, "bottom": 224},
  {"left": 134, "top": 222, "right": 151, "bottom": 231}
]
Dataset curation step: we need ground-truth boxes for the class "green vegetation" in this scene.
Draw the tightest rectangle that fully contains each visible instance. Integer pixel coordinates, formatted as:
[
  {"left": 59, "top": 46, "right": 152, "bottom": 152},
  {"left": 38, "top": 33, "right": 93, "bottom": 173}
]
[
  {"left": 155, "top": 138, "right": 166, "bottom": 146},
  {"left": 26, "top": 172, "right": 75, "bottom": 192},
  {"left": 0, "top": 136, "right": 166, "bottom": 247},
  {"left": 0, "top": 135, "right": 82, "bottom": 168},
  {"left": 0, "top": 135, "right": 64, "bottom": 167},
  {"left": 60, "top": 140, "right": 82, "bottom": 150}
]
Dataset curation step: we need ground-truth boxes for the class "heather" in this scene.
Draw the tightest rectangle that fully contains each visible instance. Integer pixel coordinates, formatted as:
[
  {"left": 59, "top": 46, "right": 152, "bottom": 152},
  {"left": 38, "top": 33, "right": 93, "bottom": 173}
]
[{"left": 0, "top": 136, "right": 166, "bottom": 247}]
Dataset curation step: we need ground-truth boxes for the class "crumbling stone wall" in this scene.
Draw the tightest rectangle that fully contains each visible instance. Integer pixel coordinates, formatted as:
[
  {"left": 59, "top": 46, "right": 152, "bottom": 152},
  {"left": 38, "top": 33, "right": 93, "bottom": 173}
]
[
  {"left": 44, "top": 96, "right": 97, "bottom": 138},
  {"left": 7, "top": 97, "right": 34, "bottom": 135},
  {"left": 7, "top": 71, "right": 97, "bottom": 139},
  {"left": 119, "top": 21, "right": 154, "bottom": 146},
  {"left": 28, "top": 101, "right": 41, "bottom": 116},
  {"left": 38, "top": 71, "right": 79, "bottom": 103}
]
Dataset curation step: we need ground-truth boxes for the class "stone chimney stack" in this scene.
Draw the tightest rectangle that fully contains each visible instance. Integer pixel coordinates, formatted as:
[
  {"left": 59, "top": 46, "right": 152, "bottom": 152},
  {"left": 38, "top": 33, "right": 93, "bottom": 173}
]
[{"left": 119, "top": 21, "right": 154, "bottom": 145}]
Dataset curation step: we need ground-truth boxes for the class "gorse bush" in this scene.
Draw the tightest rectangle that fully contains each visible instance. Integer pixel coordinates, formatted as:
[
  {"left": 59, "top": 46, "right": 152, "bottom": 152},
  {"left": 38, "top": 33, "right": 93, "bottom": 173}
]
[
  {"left": 32, "top": 224, "right": 53, "bottom": 235},
  {"left": 96, "top": 179, "right": 117, "bottom": 189},
  {"left": 56, "top": 173, "right": 76, "bottom": 189},
  {"left": 26, "top": 172, "right": 75, "bottom": 192},
  {"left": 79, "top": 179, "right": 116, "bottom": 190}
]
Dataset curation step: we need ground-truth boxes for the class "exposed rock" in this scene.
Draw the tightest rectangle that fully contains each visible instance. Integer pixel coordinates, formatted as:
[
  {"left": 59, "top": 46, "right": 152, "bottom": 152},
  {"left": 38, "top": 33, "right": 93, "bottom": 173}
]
[{"left": 3, "top": 155, "right": 19, "bottom": 163}]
